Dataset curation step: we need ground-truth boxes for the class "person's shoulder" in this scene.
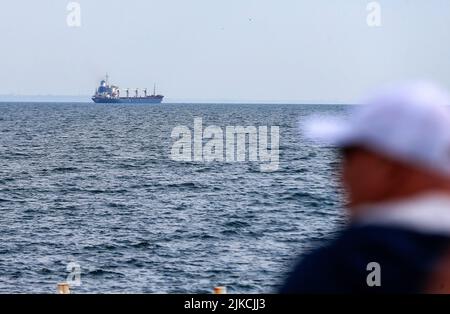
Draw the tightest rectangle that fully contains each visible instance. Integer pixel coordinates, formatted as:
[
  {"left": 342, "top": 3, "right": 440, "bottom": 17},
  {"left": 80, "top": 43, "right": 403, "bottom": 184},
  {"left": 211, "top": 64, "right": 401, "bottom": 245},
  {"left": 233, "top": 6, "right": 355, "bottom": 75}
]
[
  {"left": 280, "top": 225, "right": 450, "bottom": 293},
  {"left": 279, "top": 230, "right": 353, "bottom": 293}
]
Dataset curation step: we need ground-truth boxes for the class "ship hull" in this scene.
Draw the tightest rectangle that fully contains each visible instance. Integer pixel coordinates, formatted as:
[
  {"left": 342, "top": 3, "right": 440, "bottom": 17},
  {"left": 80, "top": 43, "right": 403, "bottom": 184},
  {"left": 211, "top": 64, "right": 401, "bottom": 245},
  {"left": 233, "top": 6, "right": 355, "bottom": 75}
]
[{"left": 92, "top": 96, "right": 163, "bottom": 104}]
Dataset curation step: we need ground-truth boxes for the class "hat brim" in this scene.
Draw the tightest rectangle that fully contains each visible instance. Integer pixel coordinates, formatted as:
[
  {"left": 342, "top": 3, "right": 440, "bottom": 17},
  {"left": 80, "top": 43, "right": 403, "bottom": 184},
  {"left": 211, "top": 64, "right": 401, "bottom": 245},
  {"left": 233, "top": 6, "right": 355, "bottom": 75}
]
[{"left": 300, "top": 116, "right": 359, "bottom": 147}]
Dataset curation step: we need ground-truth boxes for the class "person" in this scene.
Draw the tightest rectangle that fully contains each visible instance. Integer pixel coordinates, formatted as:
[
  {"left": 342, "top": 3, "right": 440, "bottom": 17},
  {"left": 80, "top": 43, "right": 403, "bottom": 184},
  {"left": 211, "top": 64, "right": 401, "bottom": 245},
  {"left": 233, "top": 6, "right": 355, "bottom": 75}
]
[{"left": 281, "top": 81, "right": 450, "bottom": 293}]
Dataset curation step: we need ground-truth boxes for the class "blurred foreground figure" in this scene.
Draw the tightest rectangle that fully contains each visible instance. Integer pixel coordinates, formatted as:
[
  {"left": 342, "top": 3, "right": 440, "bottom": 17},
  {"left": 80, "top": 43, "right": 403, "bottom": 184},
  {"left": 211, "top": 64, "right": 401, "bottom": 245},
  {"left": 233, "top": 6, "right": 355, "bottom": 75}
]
[{"left": 282, "top": 82, "right": 450, "bottom": 293}]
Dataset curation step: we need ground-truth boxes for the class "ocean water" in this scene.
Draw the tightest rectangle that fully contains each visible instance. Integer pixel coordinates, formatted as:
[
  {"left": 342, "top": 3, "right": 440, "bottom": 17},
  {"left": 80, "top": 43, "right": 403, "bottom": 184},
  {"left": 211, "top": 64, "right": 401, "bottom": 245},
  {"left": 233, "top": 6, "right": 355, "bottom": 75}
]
[{"left": 0, "top": 102, "right": 349, "bottom": 293}]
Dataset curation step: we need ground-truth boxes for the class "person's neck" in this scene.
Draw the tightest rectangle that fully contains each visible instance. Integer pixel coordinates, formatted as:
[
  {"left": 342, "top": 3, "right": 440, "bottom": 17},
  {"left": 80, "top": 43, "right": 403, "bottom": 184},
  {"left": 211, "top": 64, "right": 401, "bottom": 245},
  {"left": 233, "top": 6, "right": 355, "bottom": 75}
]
[
  {"left": 349, "top": 189, "right": 450, "bottom": 219},
  {"left": 349, "top": 192, "right": 450, "bottom": 235}
]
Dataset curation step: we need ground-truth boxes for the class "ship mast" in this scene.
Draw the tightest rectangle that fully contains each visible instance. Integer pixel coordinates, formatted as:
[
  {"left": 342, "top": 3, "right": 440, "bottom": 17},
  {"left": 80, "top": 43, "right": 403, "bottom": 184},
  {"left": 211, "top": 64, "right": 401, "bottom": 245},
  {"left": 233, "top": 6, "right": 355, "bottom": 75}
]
[
  {"left": 153, "top": 83, "right": 156, "bottom": 96},
  {"left": 105, "top": 73, "right": 109, "bottom": 86}
]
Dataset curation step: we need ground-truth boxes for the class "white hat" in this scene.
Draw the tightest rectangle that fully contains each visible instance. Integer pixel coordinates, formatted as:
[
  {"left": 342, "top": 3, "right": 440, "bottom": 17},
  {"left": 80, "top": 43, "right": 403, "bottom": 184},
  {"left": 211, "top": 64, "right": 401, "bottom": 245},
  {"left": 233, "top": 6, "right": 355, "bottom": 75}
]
[{"left": 302, "top": 81, "right": 450, "bottom": 174}]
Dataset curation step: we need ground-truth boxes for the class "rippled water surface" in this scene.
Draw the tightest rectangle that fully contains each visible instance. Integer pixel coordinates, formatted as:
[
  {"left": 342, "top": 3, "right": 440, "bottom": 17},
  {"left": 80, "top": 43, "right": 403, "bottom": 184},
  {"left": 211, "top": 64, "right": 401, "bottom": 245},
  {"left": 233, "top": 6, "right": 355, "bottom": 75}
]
[{"left": 0, "top": 103, "right": 350, "bottom": 293}]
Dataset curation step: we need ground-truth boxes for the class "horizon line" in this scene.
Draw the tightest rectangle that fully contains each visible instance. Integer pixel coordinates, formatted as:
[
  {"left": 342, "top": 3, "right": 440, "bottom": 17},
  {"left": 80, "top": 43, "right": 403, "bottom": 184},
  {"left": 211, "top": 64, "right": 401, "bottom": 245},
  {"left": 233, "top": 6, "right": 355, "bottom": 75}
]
[{"left": 0, "top": 95, "right": 356, "bottom": 105}]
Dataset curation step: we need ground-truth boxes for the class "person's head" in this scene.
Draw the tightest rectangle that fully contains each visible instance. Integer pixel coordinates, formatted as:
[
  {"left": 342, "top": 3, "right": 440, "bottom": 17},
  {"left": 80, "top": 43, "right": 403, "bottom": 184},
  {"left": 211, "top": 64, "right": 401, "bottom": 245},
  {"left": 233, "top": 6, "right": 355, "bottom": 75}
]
[
  {"left": 303, "top": 81, "right": 450, "bottom": 218},
  {"left": 340, "top": 145, "right": 450, "bottom": 218}
]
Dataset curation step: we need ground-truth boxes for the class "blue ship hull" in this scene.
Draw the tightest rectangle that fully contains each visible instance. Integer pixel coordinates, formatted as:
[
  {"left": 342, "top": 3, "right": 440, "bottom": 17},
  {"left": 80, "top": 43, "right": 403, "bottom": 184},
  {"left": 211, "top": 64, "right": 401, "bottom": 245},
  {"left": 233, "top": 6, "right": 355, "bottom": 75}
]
[{"left": 92, "top": 96, "right": 163, "bottom": 104}]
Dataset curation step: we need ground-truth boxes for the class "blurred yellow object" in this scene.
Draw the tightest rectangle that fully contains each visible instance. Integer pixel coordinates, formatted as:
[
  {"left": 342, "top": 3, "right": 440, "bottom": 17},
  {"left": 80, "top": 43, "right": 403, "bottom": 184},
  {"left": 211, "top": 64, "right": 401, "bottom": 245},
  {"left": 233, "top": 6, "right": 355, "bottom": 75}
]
[
  {"left": 213, "top": 286, "right": 227, "bottom": 294},
  {"left": 57, "top": 282, "right": 70, "bottom": 294}
]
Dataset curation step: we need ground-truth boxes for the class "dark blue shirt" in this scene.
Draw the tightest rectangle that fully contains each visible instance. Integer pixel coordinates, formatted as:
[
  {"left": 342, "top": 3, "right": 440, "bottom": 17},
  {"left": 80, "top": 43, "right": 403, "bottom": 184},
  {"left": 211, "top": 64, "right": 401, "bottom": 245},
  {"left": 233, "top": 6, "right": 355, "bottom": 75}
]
[{"left": 280, "top": 225, "right": 450, "bottom": 293}]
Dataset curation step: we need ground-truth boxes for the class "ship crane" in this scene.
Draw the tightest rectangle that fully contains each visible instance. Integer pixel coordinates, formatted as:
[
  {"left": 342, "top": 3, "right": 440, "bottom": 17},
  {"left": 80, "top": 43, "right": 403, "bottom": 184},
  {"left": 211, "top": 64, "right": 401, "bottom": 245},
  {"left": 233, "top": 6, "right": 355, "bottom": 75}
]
[
  {"left": 144, "top": 88, "right": 148, "bottom": 97},
  {"left": 125, "top": 88, "right": 130, "bottom": 98},
  {"left": 135, "top": 88, "right": 139, "bottom": 98}
]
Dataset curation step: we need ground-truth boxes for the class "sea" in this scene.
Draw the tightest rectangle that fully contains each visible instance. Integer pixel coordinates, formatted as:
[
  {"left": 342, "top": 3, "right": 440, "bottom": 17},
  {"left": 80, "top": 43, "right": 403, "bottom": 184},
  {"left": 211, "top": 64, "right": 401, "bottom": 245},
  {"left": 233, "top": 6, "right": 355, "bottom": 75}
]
[{"left": 0, "top": 102, "right": 350, "bottom": 293}]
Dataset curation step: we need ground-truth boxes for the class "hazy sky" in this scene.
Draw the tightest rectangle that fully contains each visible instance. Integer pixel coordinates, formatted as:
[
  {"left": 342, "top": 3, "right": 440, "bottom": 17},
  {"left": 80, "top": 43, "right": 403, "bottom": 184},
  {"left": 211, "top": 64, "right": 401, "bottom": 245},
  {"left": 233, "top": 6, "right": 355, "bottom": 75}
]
[{"left": 1, "top": 0, "right": 450, "bottom": 102}]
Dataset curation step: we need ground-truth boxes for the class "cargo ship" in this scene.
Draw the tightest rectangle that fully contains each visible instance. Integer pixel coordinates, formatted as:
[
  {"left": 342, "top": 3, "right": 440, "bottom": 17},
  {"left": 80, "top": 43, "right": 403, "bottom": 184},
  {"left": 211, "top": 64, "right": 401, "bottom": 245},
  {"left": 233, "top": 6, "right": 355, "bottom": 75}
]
[{"left": 92, "top": 75, "right": 164, "bottom": 104}]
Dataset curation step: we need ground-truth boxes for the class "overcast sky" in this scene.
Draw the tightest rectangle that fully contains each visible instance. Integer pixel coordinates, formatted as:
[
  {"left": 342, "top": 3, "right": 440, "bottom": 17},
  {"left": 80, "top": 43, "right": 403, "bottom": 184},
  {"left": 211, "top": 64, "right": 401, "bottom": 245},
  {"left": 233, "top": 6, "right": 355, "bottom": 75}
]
[{"left": 0, "top": 0, "right": 449, "bottom": 103}]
